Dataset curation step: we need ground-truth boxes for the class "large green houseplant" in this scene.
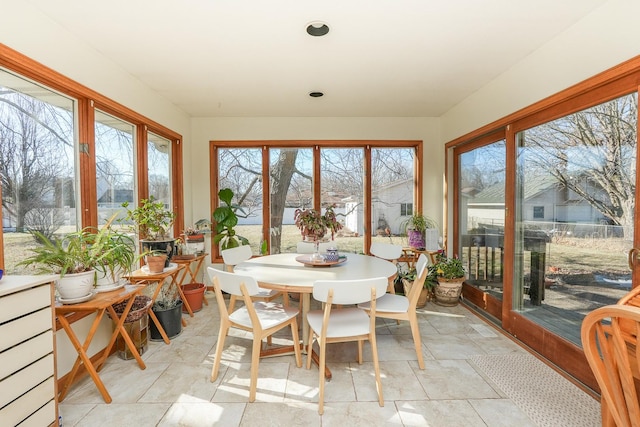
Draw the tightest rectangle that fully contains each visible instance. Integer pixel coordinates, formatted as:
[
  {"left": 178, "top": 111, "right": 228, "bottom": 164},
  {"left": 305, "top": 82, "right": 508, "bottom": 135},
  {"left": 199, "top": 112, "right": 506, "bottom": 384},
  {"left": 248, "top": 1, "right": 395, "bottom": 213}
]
[{"left": 213, "top": 188, "right": 249, "bottom": 250}]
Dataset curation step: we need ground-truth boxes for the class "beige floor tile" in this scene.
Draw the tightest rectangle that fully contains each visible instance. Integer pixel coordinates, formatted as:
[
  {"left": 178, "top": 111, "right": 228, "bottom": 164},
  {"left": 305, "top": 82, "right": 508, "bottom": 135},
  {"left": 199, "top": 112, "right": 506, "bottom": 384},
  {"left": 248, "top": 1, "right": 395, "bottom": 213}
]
[
  {"left": 158, "top": 401, "right": 246, "bottom": 426},
  {"left": 138, "top": 362, "right": 217, "bottom": 403},
  {"left": 468, "top": 399, "right": 538, "bottom": 427},
  {"left": 320, "top": 401, "right": 403, "bottom": 426},
  {"left": 396, "top": 399, "right": 487, "bottom": 426},
  {"left": 212, "top": 361, "right": 290, "bottom": 403},
  {"left": 67, "top": 403, "right": 169, "bottom": 427},
  {"left": 242, "top": 402, "right": 321, "bottom": 426},
  {"left": 417, "top": 359, "right": 502, "bottom": 400}
]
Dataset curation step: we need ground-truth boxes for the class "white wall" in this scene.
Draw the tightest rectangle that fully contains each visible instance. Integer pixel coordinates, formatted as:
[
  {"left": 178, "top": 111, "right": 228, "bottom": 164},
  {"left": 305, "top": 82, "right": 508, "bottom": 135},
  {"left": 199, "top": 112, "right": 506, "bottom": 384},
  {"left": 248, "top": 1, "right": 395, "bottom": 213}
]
[{"left": 440, "top": 0, "right": 640, "bottom": 142}]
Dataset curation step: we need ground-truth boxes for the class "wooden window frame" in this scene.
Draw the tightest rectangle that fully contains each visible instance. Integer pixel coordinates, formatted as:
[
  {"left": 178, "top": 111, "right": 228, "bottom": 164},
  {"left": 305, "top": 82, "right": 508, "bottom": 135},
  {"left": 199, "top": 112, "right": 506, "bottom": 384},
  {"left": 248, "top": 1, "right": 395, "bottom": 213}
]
[
  {"left": 0, "top": 44, "right": 184, "bottom": 244},
  {"left": 209, "top": 140, "right": 423, "bottom": 261}
]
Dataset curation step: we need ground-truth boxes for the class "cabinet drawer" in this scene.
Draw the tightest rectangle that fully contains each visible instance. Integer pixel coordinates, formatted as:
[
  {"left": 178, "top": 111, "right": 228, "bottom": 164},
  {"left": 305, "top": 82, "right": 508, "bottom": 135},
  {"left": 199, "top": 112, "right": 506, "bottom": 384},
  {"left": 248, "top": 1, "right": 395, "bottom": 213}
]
[
  {"left": 19, "top": 399, "right": 56, "bottom": 427},
  {"left": 0, "top": 330, "right": 53, "bottom": 380},
  {"left": 0, "top": 353, "right": 54, "bottom": 408},
  {"left": 0, "top": 376, "right": 55, "bottom": 426},
  {"left": 0, "top": 308, "right": 52, "bottom": 352},
  {"left": 0, "top": 284, "right": 51, "bottom": 324}
]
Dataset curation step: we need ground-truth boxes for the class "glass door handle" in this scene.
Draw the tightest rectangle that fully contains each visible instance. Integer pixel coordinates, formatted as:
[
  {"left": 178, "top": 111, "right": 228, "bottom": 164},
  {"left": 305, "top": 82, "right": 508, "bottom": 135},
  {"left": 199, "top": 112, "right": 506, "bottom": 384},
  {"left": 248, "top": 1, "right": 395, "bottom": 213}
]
[{"left": 628, "top": 247, "right": 640, "bottom": 270}]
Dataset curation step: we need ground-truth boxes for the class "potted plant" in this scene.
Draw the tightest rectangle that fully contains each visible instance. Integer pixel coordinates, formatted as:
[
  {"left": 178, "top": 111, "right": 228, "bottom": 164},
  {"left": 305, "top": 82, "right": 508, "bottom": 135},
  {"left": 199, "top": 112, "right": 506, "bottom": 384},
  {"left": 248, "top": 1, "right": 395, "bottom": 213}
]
[
  {"left": 430, "top": 251, "right": 466, "bottom": 306},
  {"left": 398, "top": 265, "right": 436, "bottom": 308},
  {"left": 149, "top": 281, "right": 183, "bottom": 341},
  {"left": 294, "top": 205, "right": 343, "bottom": 241},
  {"left": 18, "top": 229, "right": 95, "bottom": 300},
  {"left": 90, "top": 214, "right": 136, "bottom": 290},
  {"left": 182, "top": 226, "right": 205, "bottom": 255},
  {"left": 401, "top": 213, "right": 438, "bottom": 250},
  {"left": 213, "top": 188, "right": 249, "bottom": 250},
  {"left": 142, "top": 250, "right": 168, "bottom": 274},
  {"left": 121, "top": 196, "right": 176, "bottom": 266}
]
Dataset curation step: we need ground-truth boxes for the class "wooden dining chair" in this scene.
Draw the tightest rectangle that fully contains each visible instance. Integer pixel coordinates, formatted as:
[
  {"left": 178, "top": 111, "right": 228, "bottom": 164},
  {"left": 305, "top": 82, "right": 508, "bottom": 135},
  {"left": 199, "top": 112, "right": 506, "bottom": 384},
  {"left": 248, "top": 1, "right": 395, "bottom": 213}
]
[
  {"left": 369, "top": 242, "right": 403, "bottom": 293},
  {"left": 306, "top": 276, "right": 388, "bottom": 414},
  {"left": 207, "top": 267, "right": 302, "bottom": 402},
  {"left": 358, "top": 253, "right": 429, "bottom": 369},
  {"left": 581, "top": 304, "right": 640, "bottom": 427},
  {"left": 221, "top": 245, "right": 288, "bottom": 312}
]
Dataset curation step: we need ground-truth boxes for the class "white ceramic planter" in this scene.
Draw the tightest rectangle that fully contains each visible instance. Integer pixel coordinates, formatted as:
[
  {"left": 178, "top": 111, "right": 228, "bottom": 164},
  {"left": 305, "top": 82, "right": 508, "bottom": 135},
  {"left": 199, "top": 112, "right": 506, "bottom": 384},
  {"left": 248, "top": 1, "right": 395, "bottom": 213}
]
[{"left": 56, "top": 270, "right": 95, "bottom": 299}]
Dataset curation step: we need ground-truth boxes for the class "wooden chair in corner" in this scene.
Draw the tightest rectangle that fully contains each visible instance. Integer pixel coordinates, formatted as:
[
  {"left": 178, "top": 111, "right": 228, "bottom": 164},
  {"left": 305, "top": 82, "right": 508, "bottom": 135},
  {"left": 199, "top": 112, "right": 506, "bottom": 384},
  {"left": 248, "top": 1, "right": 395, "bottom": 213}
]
[
  {"left": 358, "top": 253, "right": 429, "bottom": 369},
  {"left": 581, "top": 304, "right": 640, "bottom": 427},
  {"left": 306, "top": 276, "right": 388, "bottom": 414},
  {"left": 207, "top": 267, "right": 302, "bottom": 402}
]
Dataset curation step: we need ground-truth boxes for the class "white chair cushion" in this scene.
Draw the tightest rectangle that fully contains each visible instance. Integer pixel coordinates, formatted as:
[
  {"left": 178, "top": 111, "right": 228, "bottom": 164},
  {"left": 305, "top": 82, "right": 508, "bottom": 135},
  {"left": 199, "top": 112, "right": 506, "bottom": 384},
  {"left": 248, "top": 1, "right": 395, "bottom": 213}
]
[
  {"left": 307, "top": 307, "right": 371, "bottom": 338},
  {"left": 229, "top": 301, "right": 299, "bottom": 329},
  {"left": 358, "top": 293, "right": 409, "bottom": 313}
]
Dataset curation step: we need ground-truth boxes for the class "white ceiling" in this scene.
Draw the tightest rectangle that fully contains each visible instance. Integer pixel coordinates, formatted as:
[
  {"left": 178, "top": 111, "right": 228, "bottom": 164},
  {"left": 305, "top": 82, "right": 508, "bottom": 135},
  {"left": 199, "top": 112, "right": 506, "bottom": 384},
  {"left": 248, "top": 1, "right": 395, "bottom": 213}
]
[{"left": 27, "top": 0, "right": 607, "bottom": 118}]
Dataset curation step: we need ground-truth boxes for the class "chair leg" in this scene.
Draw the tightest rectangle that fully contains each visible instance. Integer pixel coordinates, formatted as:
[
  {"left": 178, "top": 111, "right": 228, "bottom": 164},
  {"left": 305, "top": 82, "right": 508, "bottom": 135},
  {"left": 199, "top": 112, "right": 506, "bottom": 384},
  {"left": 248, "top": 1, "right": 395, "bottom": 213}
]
[
  {"left": 228, "top": 295, "right": 237, "bottom": 313},
  {"left": 357, "top": 340, "right": 363, "bottom": 364},
  {"left": 291, "top": 318, "right": 302, "bottom": 368},
  {"left": 318, "top": 338, "right": 326, "bottom": 415},
  {"left": 409, "top": 313, "right": 425, "bottom": 369},
  {"left": 211, "top": 325, "right": 229, "bottom": 382},
  {"left": 369, "top": 332, "right": 384, "bottom": 407},
  {"left": 249, "top": 335, "right": 262, "bottom": 402},
  {"left": 306, "top": 329, "right": 314, "bottom": 369}
]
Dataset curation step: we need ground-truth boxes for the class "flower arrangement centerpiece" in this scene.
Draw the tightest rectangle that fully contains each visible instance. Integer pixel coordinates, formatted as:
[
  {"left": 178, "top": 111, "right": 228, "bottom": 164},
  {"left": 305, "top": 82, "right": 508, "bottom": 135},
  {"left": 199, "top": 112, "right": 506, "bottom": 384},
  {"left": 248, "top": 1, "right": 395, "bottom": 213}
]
[
  {"left": 429, "top": 251, "right": 466, "bottom": 306},
  {"left": 294, "top": 205, "right": 343, "bottom": 242}
]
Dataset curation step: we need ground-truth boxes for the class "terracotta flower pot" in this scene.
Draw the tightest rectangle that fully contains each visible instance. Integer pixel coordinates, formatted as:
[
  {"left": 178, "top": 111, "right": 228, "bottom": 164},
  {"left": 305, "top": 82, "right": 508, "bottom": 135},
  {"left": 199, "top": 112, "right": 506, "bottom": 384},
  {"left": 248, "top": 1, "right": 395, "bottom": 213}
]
[
  {"left": 146, "top": 255, "right": 167, "bottom": 273},
  {"left": 181, "top": 282, "right": 206, "bottom": 313}
]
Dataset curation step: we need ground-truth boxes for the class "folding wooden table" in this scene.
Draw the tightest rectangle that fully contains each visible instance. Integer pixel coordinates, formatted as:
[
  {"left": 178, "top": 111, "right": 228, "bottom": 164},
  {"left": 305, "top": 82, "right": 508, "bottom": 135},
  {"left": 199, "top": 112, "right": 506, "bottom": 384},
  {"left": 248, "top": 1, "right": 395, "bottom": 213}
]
[
  {"left": 55, "top": 284, "right": 146, "bottom": 403},
  {"left": 125, "top": 263, "right": 188, "bottom": 344}
]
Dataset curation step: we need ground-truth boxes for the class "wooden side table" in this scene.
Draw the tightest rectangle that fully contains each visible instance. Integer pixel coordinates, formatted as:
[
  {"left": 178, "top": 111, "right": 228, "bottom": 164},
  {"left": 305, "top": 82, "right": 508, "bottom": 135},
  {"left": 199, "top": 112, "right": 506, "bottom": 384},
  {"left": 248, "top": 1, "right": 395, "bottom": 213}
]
[
  {"left": 402, "top": 247, "right": 439, "bottom": 269},
  {"left": 125, "top": 264, "right": 188, "bottom": 344},
  {"left": 173, "top": 253, "right": 209, "bottom": 306},
  {"left": 55, "top": 284, "right": 146, "bottom": 403}
]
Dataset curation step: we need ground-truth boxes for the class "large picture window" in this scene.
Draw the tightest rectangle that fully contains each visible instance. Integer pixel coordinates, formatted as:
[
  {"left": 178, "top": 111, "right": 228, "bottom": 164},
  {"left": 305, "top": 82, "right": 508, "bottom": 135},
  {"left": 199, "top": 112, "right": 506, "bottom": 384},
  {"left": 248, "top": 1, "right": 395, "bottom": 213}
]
[
  {"left": 0, "top": 46, "right": 183, "bottom": 272},
  {"left": 211, "top": 141, "right": 421, "bottom": 258}
]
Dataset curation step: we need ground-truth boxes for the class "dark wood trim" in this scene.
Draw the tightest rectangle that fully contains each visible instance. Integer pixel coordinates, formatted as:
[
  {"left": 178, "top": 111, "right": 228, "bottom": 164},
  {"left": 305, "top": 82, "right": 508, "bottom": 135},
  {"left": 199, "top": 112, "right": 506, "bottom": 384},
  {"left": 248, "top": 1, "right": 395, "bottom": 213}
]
[{"left": 510, "top": 311, "right": 598, "bottom": 392}]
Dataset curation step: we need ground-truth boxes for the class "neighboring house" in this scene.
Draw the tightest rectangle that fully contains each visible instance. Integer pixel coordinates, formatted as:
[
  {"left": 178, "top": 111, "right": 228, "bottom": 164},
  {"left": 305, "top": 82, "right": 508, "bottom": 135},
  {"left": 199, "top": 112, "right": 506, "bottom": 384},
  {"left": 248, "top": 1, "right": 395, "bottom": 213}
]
[
  {"left": 465, "top": 175, "right": 610, "bottom": 230},
  {"left": 371, "top": 179, "right": 414, "bottom": 235}
]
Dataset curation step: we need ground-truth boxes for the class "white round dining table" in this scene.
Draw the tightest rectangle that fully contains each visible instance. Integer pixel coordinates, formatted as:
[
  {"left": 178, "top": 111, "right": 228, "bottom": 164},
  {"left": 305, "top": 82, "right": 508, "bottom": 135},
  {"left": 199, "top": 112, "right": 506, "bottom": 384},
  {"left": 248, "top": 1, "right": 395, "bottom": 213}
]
[{"left": 234, "top": 253, "right": 397, "bottom": 347}]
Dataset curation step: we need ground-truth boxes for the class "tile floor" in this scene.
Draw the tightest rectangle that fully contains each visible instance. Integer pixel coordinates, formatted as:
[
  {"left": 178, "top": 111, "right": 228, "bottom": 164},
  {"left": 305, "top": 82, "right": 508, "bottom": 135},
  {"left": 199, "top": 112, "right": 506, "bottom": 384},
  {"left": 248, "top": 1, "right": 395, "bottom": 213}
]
[{"left": 58, "top": 293, "right": 601, "bottom": 426}]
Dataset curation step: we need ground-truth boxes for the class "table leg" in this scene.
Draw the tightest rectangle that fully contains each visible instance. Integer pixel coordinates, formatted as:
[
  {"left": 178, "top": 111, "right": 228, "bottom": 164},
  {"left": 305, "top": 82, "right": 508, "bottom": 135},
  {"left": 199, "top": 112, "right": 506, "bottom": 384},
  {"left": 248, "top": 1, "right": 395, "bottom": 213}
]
[
  {"left": 57, "top": 314, "right": 112, "bottom": 403},
  {"left": 174, "top": 274, "right": 194, "bottom": 319}
]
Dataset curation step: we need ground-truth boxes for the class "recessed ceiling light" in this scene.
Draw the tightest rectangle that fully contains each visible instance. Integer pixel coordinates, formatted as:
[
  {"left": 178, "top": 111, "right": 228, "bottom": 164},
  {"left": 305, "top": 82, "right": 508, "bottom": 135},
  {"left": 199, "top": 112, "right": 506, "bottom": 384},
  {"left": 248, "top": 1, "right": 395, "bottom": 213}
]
[
  {"left": 309, "top": 91, "right": 324, "bottom": 98},
  {"left": 306, "top": 21, "right": 329, "bottom": 37}
]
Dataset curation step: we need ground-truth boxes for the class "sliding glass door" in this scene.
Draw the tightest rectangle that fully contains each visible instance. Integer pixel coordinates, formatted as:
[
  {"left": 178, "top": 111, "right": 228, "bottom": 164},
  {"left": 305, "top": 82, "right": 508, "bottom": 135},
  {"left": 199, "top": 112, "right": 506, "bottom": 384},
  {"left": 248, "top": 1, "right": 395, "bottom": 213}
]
[{"left": 514, "top": 93, "right": 637, "bottom": 346}]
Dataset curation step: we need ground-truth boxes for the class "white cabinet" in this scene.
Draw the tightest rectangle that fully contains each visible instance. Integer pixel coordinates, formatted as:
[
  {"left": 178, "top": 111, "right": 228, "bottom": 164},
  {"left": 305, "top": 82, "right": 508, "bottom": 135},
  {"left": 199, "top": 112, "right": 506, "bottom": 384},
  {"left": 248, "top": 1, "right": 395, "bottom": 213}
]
[{"left": 0, "top": 275, "right": 57, "bottom": 427}]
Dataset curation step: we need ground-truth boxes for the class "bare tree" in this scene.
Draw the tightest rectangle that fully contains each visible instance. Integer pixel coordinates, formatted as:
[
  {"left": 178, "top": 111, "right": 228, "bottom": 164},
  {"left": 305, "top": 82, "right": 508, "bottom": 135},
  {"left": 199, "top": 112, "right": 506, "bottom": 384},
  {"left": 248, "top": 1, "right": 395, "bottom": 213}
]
[
  {"left": 524, "top": 94, "right": 637, "bottom": 237},
  {"left": 0, "top": 91, "right": 73, "bottom": 232}
]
